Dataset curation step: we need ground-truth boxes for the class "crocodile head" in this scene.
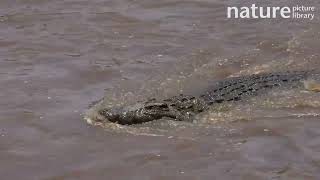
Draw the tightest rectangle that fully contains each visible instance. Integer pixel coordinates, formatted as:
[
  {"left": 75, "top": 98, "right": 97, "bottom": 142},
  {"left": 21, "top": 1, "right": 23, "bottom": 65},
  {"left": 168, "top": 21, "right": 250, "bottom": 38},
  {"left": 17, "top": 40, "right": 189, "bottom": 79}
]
[{"left": 84, "top": 101, "right": 177, "bottom": 125}]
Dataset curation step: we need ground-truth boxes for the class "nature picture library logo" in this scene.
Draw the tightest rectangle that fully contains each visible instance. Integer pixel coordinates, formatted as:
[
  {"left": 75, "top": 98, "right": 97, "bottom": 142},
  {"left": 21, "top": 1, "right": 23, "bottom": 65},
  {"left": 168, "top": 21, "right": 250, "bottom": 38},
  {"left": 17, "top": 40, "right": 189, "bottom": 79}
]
[{"left": 227, "top": 4, "right": 316, "bottom": 20}]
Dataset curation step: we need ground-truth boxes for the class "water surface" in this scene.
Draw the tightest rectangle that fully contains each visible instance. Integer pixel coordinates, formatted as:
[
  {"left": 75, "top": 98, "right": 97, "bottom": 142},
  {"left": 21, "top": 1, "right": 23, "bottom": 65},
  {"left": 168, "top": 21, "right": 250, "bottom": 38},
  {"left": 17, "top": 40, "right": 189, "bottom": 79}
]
[{"left": 1, "top": 0, "right": 320, "bottom": 179}]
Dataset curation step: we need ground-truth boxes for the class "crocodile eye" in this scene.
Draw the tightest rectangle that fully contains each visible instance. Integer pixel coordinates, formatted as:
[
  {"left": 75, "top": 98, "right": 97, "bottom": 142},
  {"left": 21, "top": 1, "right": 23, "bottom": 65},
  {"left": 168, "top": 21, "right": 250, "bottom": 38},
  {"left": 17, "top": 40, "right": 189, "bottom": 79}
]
[
  {"left": 145, "top": 103, "right": 169, "bottom": 109},
  {"left": 158, "top": 104, "right": 169, "bottom": 108}
]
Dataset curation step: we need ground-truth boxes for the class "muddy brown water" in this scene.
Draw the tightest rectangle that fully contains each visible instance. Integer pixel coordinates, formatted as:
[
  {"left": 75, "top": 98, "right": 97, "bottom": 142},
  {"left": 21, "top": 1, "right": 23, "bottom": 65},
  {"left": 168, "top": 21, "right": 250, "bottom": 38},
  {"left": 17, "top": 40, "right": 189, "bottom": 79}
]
[{"left": 1, "top": 0, "right": 320, "bottom": 179}]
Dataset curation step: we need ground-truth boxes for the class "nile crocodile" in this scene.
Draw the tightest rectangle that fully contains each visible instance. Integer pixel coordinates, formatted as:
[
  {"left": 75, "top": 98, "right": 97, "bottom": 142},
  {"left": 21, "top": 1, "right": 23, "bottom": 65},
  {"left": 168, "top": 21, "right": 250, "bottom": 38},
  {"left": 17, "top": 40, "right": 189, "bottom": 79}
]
[{"left": 85, "top": 71, "right": 320, "bottom": 125}]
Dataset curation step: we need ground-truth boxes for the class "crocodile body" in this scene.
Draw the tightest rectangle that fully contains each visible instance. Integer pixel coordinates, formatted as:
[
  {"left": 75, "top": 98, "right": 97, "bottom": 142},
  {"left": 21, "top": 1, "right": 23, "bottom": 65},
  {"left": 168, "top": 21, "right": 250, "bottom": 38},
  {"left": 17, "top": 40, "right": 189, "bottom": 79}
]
[{"left": 85, "top": 71, "right": 319, "bottom": 125}]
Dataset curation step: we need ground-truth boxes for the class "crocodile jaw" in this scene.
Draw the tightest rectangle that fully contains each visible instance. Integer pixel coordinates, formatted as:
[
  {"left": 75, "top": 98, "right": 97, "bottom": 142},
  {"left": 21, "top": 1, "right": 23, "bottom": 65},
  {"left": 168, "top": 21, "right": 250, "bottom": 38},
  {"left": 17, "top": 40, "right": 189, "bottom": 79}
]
[{"left": 84, "top": 101, "right": 108, "bottom": 125}]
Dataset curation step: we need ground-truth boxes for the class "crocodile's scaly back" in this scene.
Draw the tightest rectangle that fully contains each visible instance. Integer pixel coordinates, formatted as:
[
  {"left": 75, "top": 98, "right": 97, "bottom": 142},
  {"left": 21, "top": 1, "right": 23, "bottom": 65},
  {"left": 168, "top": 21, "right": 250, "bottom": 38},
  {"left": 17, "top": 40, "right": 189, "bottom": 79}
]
[
  {"left": 200, "top": 71, "right": 310, "bottom": 105},
  {"left": 85, "top": 71, "right": 318, "bottom": 125}
]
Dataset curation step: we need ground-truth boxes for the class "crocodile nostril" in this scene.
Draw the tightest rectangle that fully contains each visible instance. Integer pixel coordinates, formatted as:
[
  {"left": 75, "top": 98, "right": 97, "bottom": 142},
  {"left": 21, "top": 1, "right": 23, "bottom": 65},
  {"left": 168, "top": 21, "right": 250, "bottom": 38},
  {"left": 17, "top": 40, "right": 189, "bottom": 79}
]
[
  {"left": 99, "top": 109, "right": 110, "bottom": 116},
  {"left": 99, "top": 109, "right": 116, "bottom": 119}
]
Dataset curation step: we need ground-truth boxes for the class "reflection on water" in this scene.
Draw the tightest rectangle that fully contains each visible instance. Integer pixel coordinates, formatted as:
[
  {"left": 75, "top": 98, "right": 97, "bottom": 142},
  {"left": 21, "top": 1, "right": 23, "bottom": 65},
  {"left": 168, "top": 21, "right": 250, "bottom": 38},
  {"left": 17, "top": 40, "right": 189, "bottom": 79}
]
[{"left": 1, "top": 0, "right": 320, "bottom": 179}]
